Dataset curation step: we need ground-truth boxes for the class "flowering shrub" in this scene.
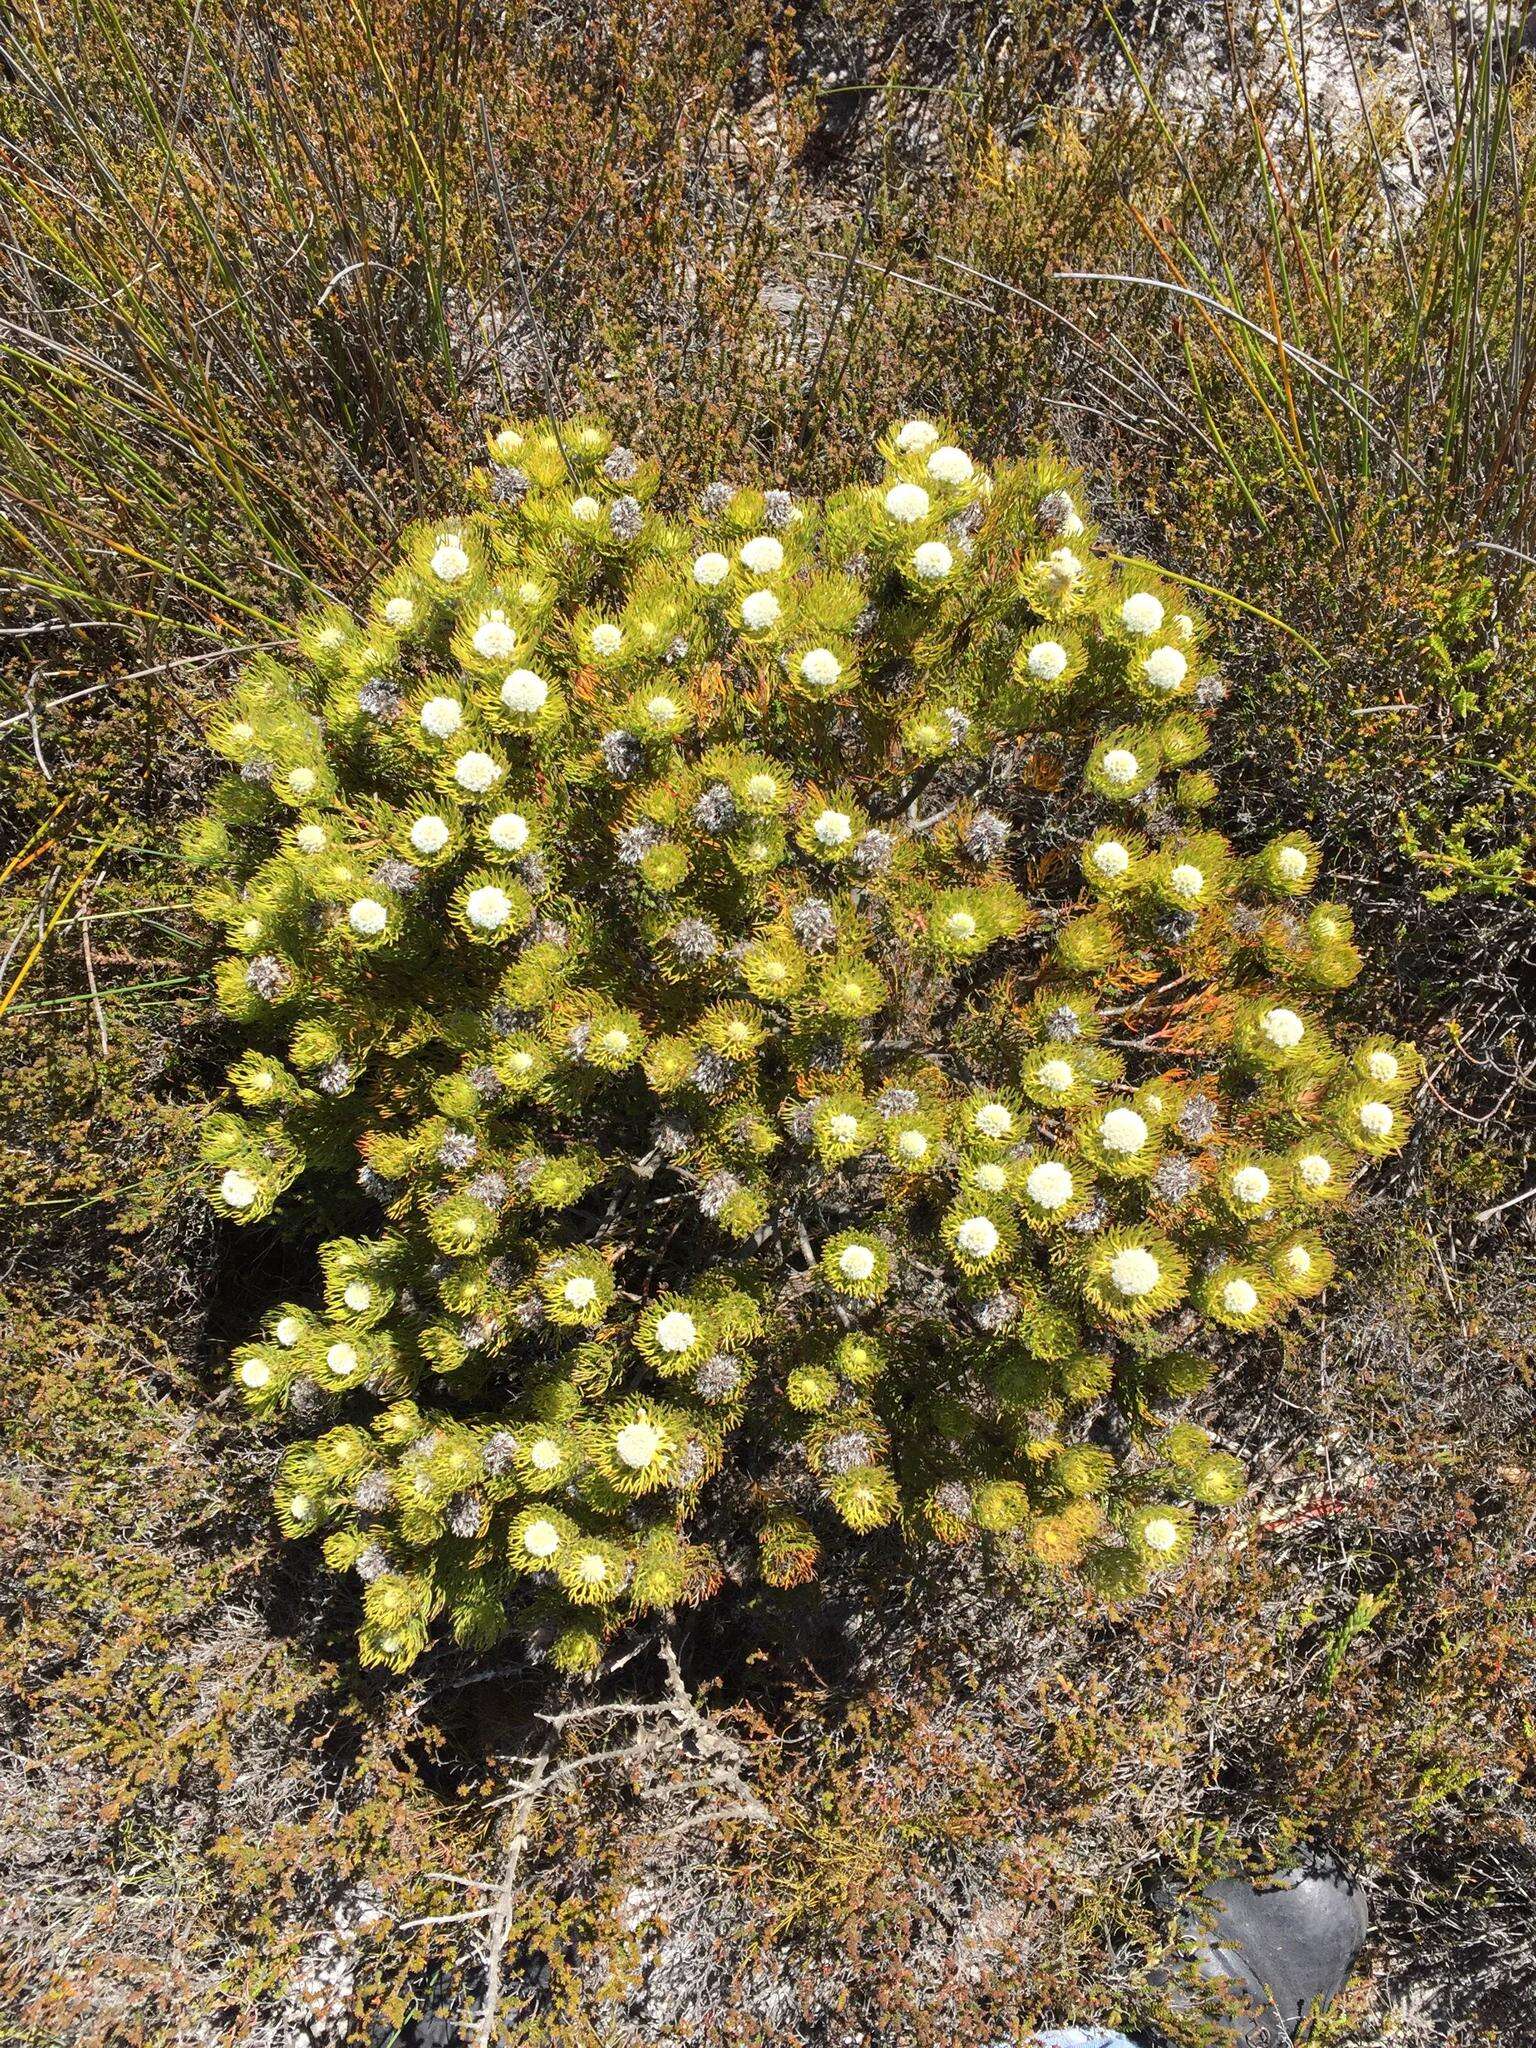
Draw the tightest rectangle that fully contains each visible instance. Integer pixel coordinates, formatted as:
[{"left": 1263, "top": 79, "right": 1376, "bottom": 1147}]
[{"left": 192, "top": 417, "right": 1414, "bottom": 1673}]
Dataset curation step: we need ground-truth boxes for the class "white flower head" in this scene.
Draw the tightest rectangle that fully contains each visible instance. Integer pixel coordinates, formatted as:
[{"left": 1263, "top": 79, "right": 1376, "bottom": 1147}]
[
  {"left": 472, "top": 612, "right": 518, "bottom": 661},
  {"left": 1173, "top": 612, "right": 1195, "bottom": 643},
  {"left": 884, "top": 481, "right": 930, "bottom": 525},
  {"left": 221, "top": 1168, "right": 259, "bottom": 1210},
  {"left": 383, "top": 595, "right": 416, "bottom": 630},
  {"left": 926, "top": 444, "right": 974, "bottom": 485},
  {"left": 465, "top": 885, "right": 513, "bottom": 930},
  {"left": 563, "top": 1275, "right": 597, "bottom": 1309},
  {"left": 429, "top": 535, "right": 470, "bottom": 582},
  {"left": 274, "top": 1315, "right": 302, "bottom": 1348},
  {"left": 1026, "top": 1160, "right": 1074, "bottom": 1210},
  {"left": 692, "top": 550, "right": 730, "bottom": 588},
  {"left": 1283, "top": 1244, "right": 1313, "bottom": 1278},
  {"left": 326, "top": 1341, "right": 357, "bottom": 1377},
  {"left": 955, "top": 1215, "right": 1000, "bottom": 1259},
  {"left": 895, "top": 418, "right": 940, "bottom": 452},
  {"left": 488, "top": 810, "right": 530, "bottom": 853},
  {"left": 1261, "top": 1007, "right": 1304, "bottom": 1049},
  {"left": 1275, "top": 844, "right": 1310, "bottom": 882},
  {"left": 896, "top": 1128, "right": 930, "bottom": 1161},
  {"left": 655, "top": 1310, "right": 699, "bottom": 1354},
  {"left": 569, "top": 494, "right": 601, "bottom": 523},
  {"left": 974, "top": 1102, "right": 1013, "bottom": 1139},
  {"left": 912, "top": 540, "right": 954, "bottom": 581},
  {"left": 348, "top": 897, "right": 388, "bottom": 936},
  {"left": 1100, "top": 747, "right": 1141, "bottom": 787},
  {"left": 745, "top": 772, "right": 778, "bottom": 804},
  {"left": 589, "top": 622, "right": 624, "bottom": 658},
  {"left": 453, "top": 751, "right": 502, "bottom": 794},
  {"left": 739, "top": 534, "right": 783, "bottom": 574},
  {"left": 1169, "top": 863, "right": 1205, "bottom": 900},
  {"left": 1142, "top": 1515, "right": 1180, "bottom": 1553},
  {"left": 741, "top": 588, "right": 781, "bottom": 633},
  {"left": 837, "top": 1243, "right": 877, "bottom": 1282},
  {"left": 521, "top": 1517, "right": 560, "bottom": 1559},
  {"left": 1091, "top": 840, "right": 1130, "bottom": 878},
  {"left": 288, "top": 767, "right": 316, "bottom": 796},
  {"left": 827, "top": 1112, "right": 861, "bottom": 1143},
  {"left": 295, "top": 823, "right": 327, "bottom": 855},
  {"left": 1042, "top": 547, "right": 1084, "bottom": 593},
  {"left": 971, "top": 1160, "right": 1006, "bottom": 1193},
  {"left": 945, "top": 909, "right": 978, "bottom": 941},
  {"left": 1221, "top": 1277, "right": 1259, "bottom": 1317},
  {"left": 238, "top": 1358, "right": 271, "bottom": 1389},
  {"left": 1110, "top": 1246, "right": 1160, "bottom": 1297},
  {"left": 1142, "top": 646, "right": 1188, "bottom": 693},
  {"left": 1121, "top": 591, "right": 1165, "bottom": 636},
  {"left": 1230, "top": 1165, "right": 1271, "bottom": 1206},
  {"left": 813, "top": 808, "right": 853, "bottom": 847},
  {"left": 1036, "top": 1058, "right": 1075, "bottom": 1093},
  {"left": 342, "top": 1281, "right": 372, "bottom": 1312},
  {"left": 1358, "top": 1100, "right": 1395, "bottom": 1140},
  {"left": 1099, "top": 1106, "right": 1148, "bottom": 1155},
  {"left": 615, "top": 1420, "right": 662, "bottom": 1470},
  {"left": 799, "top": 647, "right": 842, "bottom": 689},
  {"left": 1026, "top": 638, "right": 1069, "bottom": 681},
  {"left": 420, "top": 694, "right": 463, "bottom": 739},
  {"left": 1366, "top": 1048, "right": 1400, "bottom": 1083},
  {"left": 1297, "top": 1151, "right": 1334, "bottom": 1191},
  {"left": 409, "top": 814, "right": 451, "bottom": 856},
  {"left": 645, "top": 693, "right": 681, "bottom": 728},
  {"left": 528, "top": 1437, "right": 562, "bottom": 1472}
]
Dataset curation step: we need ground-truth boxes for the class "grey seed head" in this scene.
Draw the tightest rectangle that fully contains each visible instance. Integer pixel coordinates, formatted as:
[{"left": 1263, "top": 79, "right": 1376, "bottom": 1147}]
[
  {"left": 489, "top": 462, "right": 528, "bottom": 504},
  {"left": 700, "top": 481, "right": 734, "bottom": 517},
  {"left": 353, "top": 1470, "right": 392, "bottom": 1514},
  {"left": 664, "top": 634, "right": 690, "bottom": 665},
  {"left": 1229, "top": 903, "right": 1264, "bottom": 937},
  {"left": 439, "top": 1131, "right": 478, "bottom": 1170},
  {"left": 357, "top": 681, "right": 401, "bottom": 719},
  {"left": 355, "top": 1540, "right": 393, "bottom": 1581},
  {"left": 949, "top": 497, "right": 985, "bottom": 537},
  {"left": 245, "top": 954, "right": 291, "bottom": 1001},
  {"left": 1158, "top": 910, "right": 1199, "bottom": 945},
  {"left": 488, "top": 1002, "right": 518, "bottom": 1036},
  {"left": 852, "top": 828, "right": 895, "bottom": 874},
  {"left": 934, "top": 1480, "right": 974, "bottom": 1521},
  {"left": 288, "top": 1377, "right": 324, "bottom": 1422},
  {"left": 693, "top": 783, "right": 737, "bottom": 832},
  {"left": 1036, "top": 488, "right": 1078, "bottom": 536},
  {"left": 516, "top": 1295, "right": 546, "bottom": 1329},
  {"left": 699, "top": 1171, "right": 742, "bottom": 1219},
  {"left": 876, "top": 1086, "right": 920, "bottom": 1119},
  {"left": 944, "top": 707, "right": 971, "bottom": 744},
  {"left": 1195, "top": 673, "right": 1229, "bottom": 707},
  {"left": 1064, "top": 1195, "right": 1109, "bottom": 1235},
  {"left": 600, "top": 729, "right": 645, "bottom": 778},
  {"left": 530, "top": 916, "right": 568, "bottom": 949},
  {"left": 482, "top": 1430, "right": 519, "bottom": 1476},
  {"left": 602, "top": 445, "right": 638, "bottom": 481},
  {"left": 695, "top": 1351, "right": 743, "bottom": 1401},
  {"left": 961, "top": 811, "right": 1010, "bottom": 862},
  {"left": 1047, "top": 1004, "right": 1084, "bottom": 1043},
  {"left": 691, "top": 1050, "right": 736, "bottom": 1098},
  {"left": 617, "top": 821, "right": 661, "bottom": 865},
  {"left": 670, "top": 916, "right": 720, "bottom": 963},
  {"left": 467, "top": 1064, "right": 501, "bottom": 1101},
  {"left": 791, "top": 897, "right": 836, "bottom": 951},
  {"left": 371, "top": 856, "right": 419, "bottom": 896},
  {"left": 356, "top": 1164, "right": 393, "bottom": 1202},
  {"left": 518, "top": 854, "right": 549, "bottom": 895},
  {"left": 819, "top": 1430, "right": 873, "bottom": 1476},
  {"left": 671, "top": 1440, "right": 710, "bottom": 1489},
  {"left": 972, "top": 1289, "right": 1020, "bottom": 1333},
  {"left": 447, "top": 1493, "right": 484, "bottom": 1539},
  {"left": 653, "top": 1113, "right": 695, "bottom": 1157},
  {"left": 763, "top": 488, "right": 794, "bottom": 530},
  {"left": 318, "top": 1057, "right": 355, "bottom": 1097},
  {"left": 1151, "top": 1153, "right": 1201, "bottom": 1203},
  {"left": 466, "top": 1170, "right": 508, "bottom": 1210},
  {"left": 608, "top": 495, "right": 644, "bottom": 542},
  {"left": 240, "top": 756, "right": 274, "bottom": 785},
  {"left": 567, "top": 1021, "right": 592, "bottom": 1057},
  {"left": 459, "top": 1316, "right": 495, "bottom": 1352},
  {"left": 1178, "top": 1094, "right": 1219, "bottom": 1143}
]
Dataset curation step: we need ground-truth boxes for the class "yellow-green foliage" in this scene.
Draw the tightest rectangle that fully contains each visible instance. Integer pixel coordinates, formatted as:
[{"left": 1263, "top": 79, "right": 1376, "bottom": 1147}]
[{"left": 194, "top": 419, "right": 1413, "bottom": 1674}]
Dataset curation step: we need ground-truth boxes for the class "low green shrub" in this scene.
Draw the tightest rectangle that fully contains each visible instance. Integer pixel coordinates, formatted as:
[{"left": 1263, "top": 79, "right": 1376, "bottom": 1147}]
[{"left": 192, "top": 418, "right": 1414, "bottom": 1673}]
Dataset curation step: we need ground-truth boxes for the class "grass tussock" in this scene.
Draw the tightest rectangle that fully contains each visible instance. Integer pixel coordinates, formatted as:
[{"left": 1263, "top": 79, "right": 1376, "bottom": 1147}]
[{"left": 2, "top": 2, "right": 1534, "bottom": 2042}]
